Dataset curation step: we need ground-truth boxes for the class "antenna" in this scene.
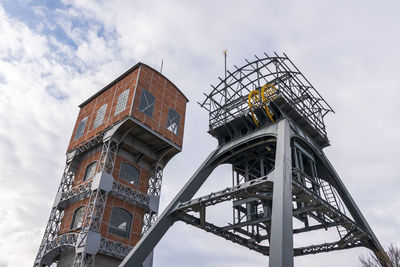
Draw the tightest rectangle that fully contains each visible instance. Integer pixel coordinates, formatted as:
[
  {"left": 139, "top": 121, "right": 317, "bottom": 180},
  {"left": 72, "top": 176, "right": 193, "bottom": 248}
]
[
  {"left": 223, "top": 49, "right": 227, "bottom": 80},
  {"left": 223, "top": 49, "right": 228, "bottom": 123},
  {"left": 160, "top": 60, "right": 163, "bottom": 74}
]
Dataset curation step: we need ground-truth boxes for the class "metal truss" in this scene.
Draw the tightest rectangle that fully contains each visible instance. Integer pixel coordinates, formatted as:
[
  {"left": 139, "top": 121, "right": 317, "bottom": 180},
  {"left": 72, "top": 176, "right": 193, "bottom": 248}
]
[
  {"left": 178, "top": 212, "right": 269, "bottom": 255},
  {"left": 35, "top": 161, "right": 76, "bottom": 266},
  {"left": 57, "top": 177, "right": 149, "bottom": 218},
  {"left": 35, "top": 137, "right": 122, "bottom": 266},
  {"left": 73, "top": 252, "right": 95, "bottom": 267},
  {"left": 174, "top": 175, "right": 273, "bottom": 213},
  {"left": 96, "top": 140, "right": 118, "bottom": 174},
  {"left": 295, "top": 239, "right": 364, "bottom": 256},
  {"left": 37, "top": 233, "right": 79, "bottom": 264},
  {"left": 291, "top": 177, "right": 369, "bottom": 240},
  {"left": 111, "top": 180, "right": 150, "bottom": 209},
  {"left": 174, "top": 171, "right": 371, "bottom": 258},
  {"left": 199, "top": 53, "right": 334, "bottom": 141},
  {"left": 81, "top": 189, "right": 109, "bottom": 232},
  {"left": 99, "top": 238, "right": 133, "bottom": 259},
  {"left": 72, "top": 138, "right": 118, "bottom": 266},
  {"left": 141, "top": 212, "right": 158, "bottom": 234},
  {"left": 75, "top": 132, "right": 105, "bottom": 156},
  {"left": 142, "top": 165, "right": 164, "bottom": 234},
  {"left": 45, "top": 233, "right": 78, "bottom": 252},
  {"left": 147, "top": 166, "right": 163, "bottom": 197},
  {"left": 59, "top": 180, "right": 93, "bottom": 208}
]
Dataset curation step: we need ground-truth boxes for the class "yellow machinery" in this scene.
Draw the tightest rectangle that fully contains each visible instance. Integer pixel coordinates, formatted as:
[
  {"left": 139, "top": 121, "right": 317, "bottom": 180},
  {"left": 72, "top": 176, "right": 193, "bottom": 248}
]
[{"left": 248, "top": 83, "right": 278, "bottom": 126}]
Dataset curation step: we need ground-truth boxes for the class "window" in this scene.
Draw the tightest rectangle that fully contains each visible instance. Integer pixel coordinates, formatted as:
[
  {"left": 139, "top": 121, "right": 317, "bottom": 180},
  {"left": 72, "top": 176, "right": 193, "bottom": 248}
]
[
  {"left": 83, "top": 161, "right": 97, "bottom": 181},
  {"left": 75, "top": 117, "right": 88, "bottom": 140},
  {"left": 71, "top": 206, "right": 85, "bottom": 229},
  {"left": 138, "top": 89, "right": 155, "bottom": 117},
  {"left": 119, "top": 163, "right": 139, "bottom": 186},
  {"left": 166, "top": 109, "right": 180, "bottom": 135},
  {"left": 115, "top": 89, "right": 130, "bottom": 115},
  {"left": 108, "top": 207, "right": 132, "bottom": 238},
  {"left": 93, "top": 104, "right": 108, "bottom": 129}
]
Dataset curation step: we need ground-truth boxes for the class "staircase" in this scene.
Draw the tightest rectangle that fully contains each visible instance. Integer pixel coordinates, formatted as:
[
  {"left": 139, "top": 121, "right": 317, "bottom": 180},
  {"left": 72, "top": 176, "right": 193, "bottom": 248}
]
[{"left": 318, "top": 179, "right": 349, "bottom": 239}]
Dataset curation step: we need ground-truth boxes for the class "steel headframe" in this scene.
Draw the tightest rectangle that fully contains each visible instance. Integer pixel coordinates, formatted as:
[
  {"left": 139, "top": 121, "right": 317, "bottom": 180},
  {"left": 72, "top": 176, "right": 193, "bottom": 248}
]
[
  {"left": 199, "top": 52, "right": 334, "bottom": 141},
  {"left": 119, "top": 53, "right": 389, "bottom": 267}
]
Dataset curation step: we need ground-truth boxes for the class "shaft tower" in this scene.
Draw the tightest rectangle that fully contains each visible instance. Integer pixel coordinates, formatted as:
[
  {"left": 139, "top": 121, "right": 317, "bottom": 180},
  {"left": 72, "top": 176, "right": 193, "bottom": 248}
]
[
  {"left": 34, "top": 63, "right": 188, "bottom": 267},
  {"left": 121, "top": 53, "right": 389, "bottom": 266}
]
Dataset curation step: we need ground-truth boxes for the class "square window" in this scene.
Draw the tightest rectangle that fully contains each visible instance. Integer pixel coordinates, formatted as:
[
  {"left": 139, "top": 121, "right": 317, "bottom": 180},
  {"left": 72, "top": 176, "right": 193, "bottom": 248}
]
[
  {"left": 138, "top": 89, "right": 155, "bottom": 117},
  {"left": 75, "top": 117, "right": 88, "bottom": 140},
  {"left": 115, "top": 89, "right": 130, "bottom": 116},
  {"left": 93, "top": 104, "right": 108, "bottom": 129},
  {"left": 167, "top": 109, "right": 180, "bottom": 135}
]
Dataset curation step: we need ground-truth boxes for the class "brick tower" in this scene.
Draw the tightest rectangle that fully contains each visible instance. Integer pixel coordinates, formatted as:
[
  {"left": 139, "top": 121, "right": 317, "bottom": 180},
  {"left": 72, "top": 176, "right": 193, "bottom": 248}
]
[{"left": 34, "top": 63, "right": 188, "bottom": 267}]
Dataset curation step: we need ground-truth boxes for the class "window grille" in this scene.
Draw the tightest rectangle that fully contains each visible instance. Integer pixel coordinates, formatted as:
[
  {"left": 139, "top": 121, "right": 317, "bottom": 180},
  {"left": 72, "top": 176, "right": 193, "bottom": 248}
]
[
  {"left": 138, "top": 89, "right": 155, "bottom": 117},
  {"left": 83, "top": 161, "right": 97, "bottom": 181},
  {"left": 108, "top": 207, "right": 132, "bottom": 238},
  {"left": 93, "top": 104, "right": 108, "bottom": 129},
  {"left": 115, "top": 89, "right": 130, "bottom": 115},
  {"left": 75, "top": 117, "right": 88, "bottom": 139},
  {"left": 71, "top": 206, "right": 85, "bottom": 229},
  {"left": 167, "top": 109, "right": 180, "bottom": 135},
  {"left": 119, "top": 163, "right": 139, "bottom": 186}
]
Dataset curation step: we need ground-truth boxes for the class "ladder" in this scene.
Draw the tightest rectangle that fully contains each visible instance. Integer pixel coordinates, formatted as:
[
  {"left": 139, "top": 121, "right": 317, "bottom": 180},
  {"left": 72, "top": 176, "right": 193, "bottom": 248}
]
[{"left": 318, "top": 179, "right": 348, "bottom": 239}]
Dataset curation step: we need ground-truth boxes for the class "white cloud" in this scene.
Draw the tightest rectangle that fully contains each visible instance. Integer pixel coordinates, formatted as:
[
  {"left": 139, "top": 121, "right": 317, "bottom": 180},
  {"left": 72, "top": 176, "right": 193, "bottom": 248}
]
[{"left": 0, "top": 0, "right": 399, "bottom": 266}]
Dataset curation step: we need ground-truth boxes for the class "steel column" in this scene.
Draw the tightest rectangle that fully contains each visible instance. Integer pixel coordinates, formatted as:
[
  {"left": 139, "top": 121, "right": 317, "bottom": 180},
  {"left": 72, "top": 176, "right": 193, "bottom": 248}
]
[{"left": 269, "top": 119, "right": 293, "bottom": 267}]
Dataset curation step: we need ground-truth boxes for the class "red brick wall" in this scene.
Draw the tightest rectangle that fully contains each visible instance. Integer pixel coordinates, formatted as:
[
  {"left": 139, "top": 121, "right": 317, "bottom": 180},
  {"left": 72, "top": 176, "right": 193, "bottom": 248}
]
[
  {"left": 68, "top": 69, "right": 139, "bottom": 151},
  {"left": 68, "top": 64, "right": 188, "bottom": 152},
  {"left": 59, "top": 153, "right": 150, "bottom": 245},
  {"left": 100, "top": 195, "right": 145, "bottom": 246},
  {"left": 131, "top": 65, "right": 187, "bottom": 147},
  {"left": 59, "top": 199, "right": 89, "bottom": 234},
  {"left": 59, "top": 196, "right": 145, "bottom": 247},
  {"left": 60, "top": 63, "right": 188, "bottom": 247}
]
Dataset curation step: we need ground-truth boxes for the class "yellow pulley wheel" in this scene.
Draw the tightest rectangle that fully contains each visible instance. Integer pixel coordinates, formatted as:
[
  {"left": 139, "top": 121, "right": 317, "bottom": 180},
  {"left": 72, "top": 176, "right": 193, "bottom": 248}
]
[
  {"left": 261, "top": 84, "right": 278, "bottom": 122},
  {"left": 248, "top": 90, "right": 261, "bottom": 127},
  {"left": 261, "top": 83, "right": 278, "bottom": 102}
]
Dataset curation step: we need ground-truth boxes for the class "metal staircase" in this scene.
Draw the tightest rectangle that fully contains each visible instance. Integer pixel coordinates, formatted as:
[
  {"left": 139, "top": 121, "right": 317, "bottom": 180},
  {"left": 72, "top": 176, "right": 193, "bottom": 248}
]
[{"left": 318, "top": 178, "right": 348, "bottom": 239}]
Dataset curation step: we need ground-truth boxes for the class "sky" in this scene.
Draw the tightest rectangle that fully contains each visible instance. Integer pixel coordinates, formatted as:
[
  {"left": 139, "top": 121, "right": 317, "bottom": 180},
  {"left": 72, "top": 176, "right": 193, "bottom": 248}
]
[{"left": 0, "top": 0, "right": 399, "bottom": 266}]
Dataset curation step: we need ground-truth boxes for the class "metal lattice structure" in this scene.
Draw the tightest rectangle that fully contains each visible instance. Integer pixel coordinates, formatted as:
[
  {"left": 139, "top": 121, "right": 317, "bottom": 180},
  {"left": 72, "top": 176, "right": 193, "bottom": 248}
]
[
  {"left": 34, "top": 118, "right": 177, "bottom": 267},
  {"left": 200, "top": 52, "right": 334, "bottom": 147},
  {"left": 121, "top": 53, "right": 389, "bottom": 267},
  {"left": 34, "top": 63, "right": 188, "bottom": 267}
]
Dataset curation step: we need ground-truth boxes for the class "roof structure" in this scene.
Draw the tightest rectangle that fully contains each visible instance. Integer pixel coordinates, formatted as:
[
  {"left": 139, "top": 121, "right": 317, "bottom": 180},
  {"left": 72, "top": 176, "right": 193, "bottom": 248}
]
[{"left": 199, "top": 52, "right": 334, "bottom": 146}]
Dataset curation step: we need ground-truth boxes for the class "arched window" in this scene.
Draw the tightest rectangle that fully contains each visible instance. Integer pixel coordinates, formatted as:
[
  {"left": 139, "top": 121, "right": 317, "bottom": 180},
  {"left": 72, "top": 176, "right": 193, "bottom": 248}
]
[
  {"left": 83, "top": 161, "right": 97, "bottom": 181},
  {"left": 119, "top": 163, "right": 139, "bottom": 186},
  {"left": 71, "top": 206, "right": 85, "bottom": 229},
  {"left": 108, "top": 207, "right": 132, "bottom": 238}
]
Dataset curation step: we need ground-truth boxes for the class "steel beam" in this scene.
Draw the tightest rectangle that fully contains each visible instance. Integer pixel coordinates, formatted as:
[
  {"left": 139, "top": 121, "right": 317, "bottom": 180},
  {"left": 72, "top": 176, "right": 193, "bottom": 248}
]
[
  {"left": 178, "top": 212, "right": 269, "bottom": 255},
  {"left": 269, "top": 119, "right": 293, "bottom": 267},
  {"left": 174, "top": 174, "right": 273, "bottom": 213},
  {"left": 119, "top": 149, "right": 220, "bottom": 267}
]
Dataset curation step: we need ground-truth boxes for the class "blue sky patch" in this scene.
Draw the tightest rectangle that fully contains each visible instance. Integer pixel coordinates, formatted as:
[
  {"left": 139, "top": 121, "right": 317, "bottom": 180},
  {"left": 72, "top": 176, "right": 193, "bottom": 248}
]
[{"left": 45, "top": 84, "right": 69, "bottom": 101}]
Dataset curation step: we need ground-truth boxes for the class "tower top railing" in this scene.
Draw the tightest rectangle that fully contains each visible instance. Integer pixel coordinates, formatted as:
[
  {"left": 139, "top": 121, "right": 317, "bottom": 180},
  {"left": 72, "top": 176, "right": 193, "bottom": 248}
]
[{"left": 199, "top": 52, "right": 334, "bottom": 140}]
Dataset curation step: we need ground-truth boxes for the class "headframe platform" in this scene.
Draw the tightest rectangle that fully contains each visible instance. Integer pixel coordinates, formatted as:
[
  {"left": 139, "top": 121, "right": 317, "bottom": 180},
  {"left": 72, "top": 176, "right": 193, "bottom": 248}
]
[{"left": 120, "top": 53, "right": 390, "bottom": 267}]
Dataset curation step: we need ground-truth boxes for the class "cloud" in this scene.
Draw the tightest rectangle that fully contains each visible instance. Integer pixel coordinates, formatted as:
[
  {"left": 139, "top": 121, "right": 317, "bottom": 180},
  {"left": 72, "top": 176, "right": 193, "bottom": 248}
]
[{"left": 0, "top": 0, "right": 399, "bottom": 266}]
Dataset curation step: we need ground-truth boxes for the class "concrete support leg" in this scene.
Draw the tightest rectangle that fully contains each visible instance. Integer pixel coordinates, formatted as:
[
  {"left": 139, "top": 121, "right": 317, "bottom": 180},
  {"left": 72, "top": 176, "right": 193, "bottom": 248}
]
[{"left": 269, "top": 119, "right": 293, "bottom": 267}]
